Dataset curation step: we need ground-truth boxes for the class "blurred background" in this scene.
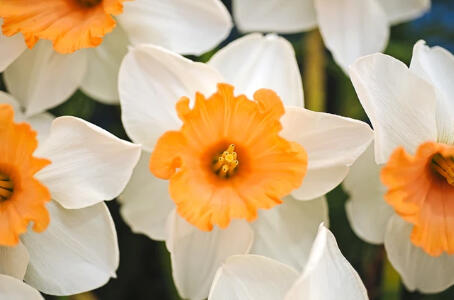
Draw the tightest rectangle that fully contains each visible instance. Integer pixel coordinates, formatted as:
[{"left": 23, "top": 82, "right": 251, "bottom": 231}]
[{"left": 2, "top": 0, "right": 454, "bottom": 299}]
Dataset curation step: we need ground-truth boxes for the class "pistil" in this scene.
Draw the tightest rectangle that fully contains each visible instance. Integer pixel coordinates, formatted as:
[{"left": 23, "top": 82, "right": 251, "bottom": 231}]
[
  {"left": 0, "top": 173, "right": 13, "bottom": 201},
  {"left": 431, "top": 153, "right": 454, "bottom": 186},
  {"left": 212, "top": 144, "right": 239, "bottom": 178}
]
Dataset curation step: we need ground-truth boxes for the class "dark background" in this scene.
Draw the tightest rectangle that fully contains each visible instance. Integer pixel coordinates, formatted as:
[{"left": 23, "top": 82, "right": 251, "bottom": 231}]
[{"left": 2, "top": 1, "right": 454, "bottom": 299}]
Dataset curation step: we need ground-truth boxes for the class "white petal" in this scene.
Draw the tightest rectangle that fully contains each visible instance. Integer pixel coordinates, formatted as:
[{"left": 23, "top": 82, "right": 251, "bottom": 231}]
[
  {"left": 0, "top": 274, "right": 43, "bottom": 300},
  {"left": 294, "top": 166, "right": 350, "bottom": 200},
  {"left": 285, "top": 225, "right": 368, "bottom": 300},
  {"left": 208, "top": 255, "right": 298, "bottom": 300},
  {"left": 410, "top": 40, "right": 454, "bottom": 145},
  {"left": 80, "top": 25, "right": 129, "bottom": 104},
  {"left": 282, "top": 107, "right": 373, "bottom": 170},
  {"left": 0, "top": 243, "right": 29, "bottom": 280},
  {"left": 378, "top": 0, "right": 430, "bottom": 24},
  {"left": 314, "top": 0, "right": 389, "bottom": 71},
  {"left": 385, "top": 215, "right": 454, "bottom": 293},
  {"left": 35, "top": 117, "right": 141, "bottom": 209},
  {"left": 118, "top": 0, "right": 232, "bottom": 55},
  {"left": 22, "top": 201, "right": 118, "bottom": 296},
  {"left": 282, "top": 106, "right": 373, "bottom": 200},
  {"left": 250, "top": 196, "right": 328, "bottom": 272},
  {"left": 0, "top": 19, "right": 26, "bottom": 72},
  {"left": 232, "top": 0, "right": 317, "bottom": 33},
  {"left": 4, "top": 41, "right": 86, "bottom": 116},
  {"left": 118, "top": 151, "right": 175, "bottom": 241},
  {"left": 167, "top": 212, "right": 253, "bottom": 300},
  {"left": 119, "top": 44, "right": 223, "bottom": 151},
  {"left": 349, "top": 53, "right": 438, "bottom": 164},
  {"left": 209, "top": 33, "right": 304, "bottom": 107},
  {"left": 343, "top": 143, "right": 393, "bottom": 244}
]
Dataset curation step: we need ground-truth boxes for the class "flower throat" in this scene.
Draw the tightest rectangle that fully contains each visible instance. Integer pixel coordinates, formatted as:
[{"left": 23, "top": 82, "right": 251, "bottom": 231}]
[
  {"left": 76, "top": 0, "right": 102, "bottom": 8},
  {"left": 212, "top": 144, "right": 239, "bottom": 179},
  {"left": 0, "top": 172, "right": 14, "bottom": 201},
  {"left": 431, "top": 153, "right": 454, "bottom": 186}
]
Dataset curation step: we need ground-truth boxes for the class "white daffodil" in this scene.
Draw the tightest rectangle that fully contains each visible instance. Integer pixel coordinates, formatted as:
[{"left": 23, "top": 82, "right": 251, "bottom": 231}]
[
  {"left": 233, "top": 0, "right": 430, "bottom": 71},
  {"left": 0, "top": 274, "right": 43, "bottom": 300},
  {"left": 208, "top": 224, "right": 368, "bottom": 300},
  {"left": 347, "top": 40, "right": 454, "bottom": 293},
  {"left": 0, "top": 0, "right": 232, "bottom": 116},
  {"left": 0, "top": 92, "right": 141, "bottom": 296},
  {"left": 118, "top": 33, "right": 373, "bottom": 300}
]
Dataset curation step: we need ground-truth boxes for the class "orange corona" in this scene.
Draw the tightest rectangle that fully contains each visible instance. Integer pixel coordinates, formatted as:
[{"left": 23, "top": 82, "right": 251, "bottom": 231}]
[
  {"left": 382, "top": 142, "right": 454, "bottom": 256},
  {"left": 0, "top": 0, "right": 131, "bottom": 53},
  {"left": 150, "top": 84, "right": 308, "bottom": 231},
  {"left": 0, "top": 104, "right": 51, "bottom": 246}
]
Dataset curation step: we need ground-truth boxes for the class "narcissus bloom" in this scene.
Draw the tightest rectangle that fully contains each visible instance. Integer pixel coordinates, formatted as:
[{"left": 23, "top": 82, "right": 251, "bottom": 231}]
[
  {"left": 150, "top": 84, "right": 308, "bottom": 231},
  {"left": 0, "top": 92, "right": 140, "bottom": 295},
  {"left": 347, "top": 41, "right": 454, "bottom": 293},
  {"left": 0, "top": 0, "right": 231, "bottom": 115},
  {"left": 208, "top": 225, "right": 368, "bottom": 300},
  {"left": 233, "top": 0, "right": 430, "bottom": 71},
  {"left": 118, "top": 33, "right": 372, "bottom": 299}
]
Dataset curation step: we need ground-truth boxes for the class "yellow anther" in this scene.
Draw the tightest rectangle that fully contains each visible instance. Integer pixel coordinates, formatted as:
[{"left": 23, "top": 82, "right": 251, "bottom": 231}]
[
  {"left": 431, "top": 153, "right": 454, "bottom": 186},
  {"left": 212, "top": 144, "right": 239, "bottom": 178},
  {"left": 213, "top": 157, "right": 225, "bottom": 171},
  {"left": 228, "top": 161, "right": 239, "bottom": 177},
  {"left": 0, "top": 181, "right": 13, "bottom": 190},
  {"left": 227, "top": 144, "right": 235, "bottom": 153},
  {"left": 220, "top": 165, "right": 230, "bottom": 178},
  {"left": 0, "top": 173, "right": 14, "bottom": 201}
]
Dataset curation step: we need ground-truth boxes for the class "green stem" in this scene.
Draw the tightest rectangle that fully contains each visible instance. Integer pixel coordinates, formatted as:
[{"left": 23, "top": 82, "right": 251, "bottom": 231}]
[
  {"left": 303, "top": 30, "right": 326, "bottom": 112},
  {"left": 56, "top": 292, "right": 98, "bottom": 300},
  {"left": 158, "top": 242, "right": 181, "bottom": 300},
  {"left": 380, "top": 257, "right": 401, "bottom": 300}
]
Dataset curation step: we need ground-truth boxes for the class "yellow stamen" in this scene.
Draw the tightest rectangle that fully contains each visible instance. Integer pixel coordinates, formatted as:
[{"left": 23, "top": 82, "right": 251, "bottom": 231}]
[
  {"left": 431, "top": 153, "right": 454, "bottom": 186},
  {"left": 213, "top": 144, "right": 239, "bottom": 178},
  {"left": 0, "top": 173, "right": 13, "bottom": 201},
  {"left": 213, "top": 157, "right": 225, "bottom": 171}
]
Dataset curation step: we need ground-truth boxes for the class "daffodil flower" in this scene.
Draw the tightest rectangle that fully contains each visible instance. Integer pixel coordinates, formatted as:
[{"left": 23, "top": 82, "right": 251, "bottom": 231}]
[
  {"left": 232, "top": 0, "right": 430, "bottom": 72},
  {"left": 118, "top": 33, "right": 373, "bottom": 299},
  {"left": 0, "top": 92, "right": 141, "bottom": 296},
  {"left": 0, "top": 0, "right": 232, "bottom": 115},
  {"left": 208, "top": 224, "right": 368, "bottom": 300},
  {"left": 0, "top": 274, "right": 43, "bottom": 299},
  {"left": 347, "top": 40, "right": 454, "bottom": 293}
]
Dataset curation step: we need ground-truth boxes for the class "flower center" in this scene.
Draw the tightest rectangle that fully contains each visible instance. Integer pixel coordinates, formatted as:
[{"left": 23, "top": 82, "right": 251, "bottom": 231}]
[
  {"left": 0, "top": 172, "right": 14, "bottom": 201},
  {"left": 76, "top": 0, "right": 102, "bottom": 8},
  {"left": 212, "top": 144, "right": 239, "bottom": 178},
  {"left": 431, "top": 153, "right": 454, "bottom": 186}
]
